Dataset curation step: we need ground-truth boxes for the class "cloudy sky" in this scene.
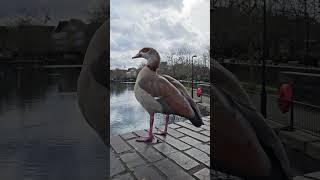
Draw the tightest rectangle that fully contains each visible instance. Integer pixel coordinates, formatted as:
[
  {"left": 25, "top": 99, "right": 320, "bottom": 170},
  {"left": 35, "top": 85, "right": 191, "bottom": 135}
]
[
  {"left": 111, "top": 0, "right": 210, "bottom": 69},
  {"left": 0, "top": 0, "right": 101, "bottom": 26}
]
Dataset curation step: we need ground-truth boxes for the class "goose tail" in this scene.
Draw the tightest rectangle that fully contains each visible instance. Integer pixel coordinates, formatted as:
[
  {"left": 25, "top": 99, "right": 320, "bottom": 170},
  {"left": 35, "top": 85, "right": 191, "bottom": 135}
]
[{"left": 187, "top": 98, "right": 204, "bottom": 127}]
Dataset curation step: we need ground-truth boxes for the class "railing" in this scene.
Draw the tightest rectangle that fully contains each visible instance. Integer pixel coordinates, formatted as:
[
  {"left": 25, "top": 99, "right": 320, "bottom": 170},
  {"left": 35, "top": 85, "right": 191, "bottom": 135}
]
[
  {"left": 247, "top": 90, "right": 320, "bottom": 137},
  {"left": 179, "top": 80, "right": 210, "bottom": 96}
]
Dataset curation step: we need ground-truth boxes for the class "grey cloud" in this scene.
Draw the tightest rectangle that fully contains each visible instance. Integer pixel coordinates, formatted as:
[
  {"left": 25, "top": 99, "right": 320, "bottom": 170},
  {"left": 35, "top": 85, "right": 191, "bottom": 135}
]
[
  {"left": 134, "top": 0, "right": 183, "bottom": 10},
  {"left": 148, "top": 18, "right": 196, "bottom": 39},
  {"left": 110, "top": 0, "right": 209, "bottom": 68},
  {"left": 0, "top": 0, "right": 101, "bottom": 25}
]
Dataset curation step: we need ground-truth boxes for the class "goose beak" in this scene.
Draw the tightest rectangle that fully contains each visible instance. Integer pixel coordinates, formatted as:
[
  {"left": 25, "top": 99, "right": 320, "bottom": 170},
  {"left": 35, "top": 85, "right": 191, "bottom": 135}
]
[{"left": 132, "top": 53, "right": 141, "bottom": 59}]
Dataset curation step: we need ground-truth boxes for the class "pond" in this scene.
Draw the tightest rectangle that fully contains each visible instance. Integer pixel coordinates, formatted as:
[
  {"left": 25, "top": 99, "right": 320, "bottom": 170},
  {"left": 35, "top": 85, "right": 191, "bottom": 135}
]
[
  {"left": 0, "top": 66, "right": 189, "bottom": 179},
  {"left": 110, "top": 82, "right": 187, "bottom": 135},
  {"left": 0, "top": 66, "right": 107, "bottom": 180},
  {"left": 1, "top": 65, "right": 320, "bottom": 178}
]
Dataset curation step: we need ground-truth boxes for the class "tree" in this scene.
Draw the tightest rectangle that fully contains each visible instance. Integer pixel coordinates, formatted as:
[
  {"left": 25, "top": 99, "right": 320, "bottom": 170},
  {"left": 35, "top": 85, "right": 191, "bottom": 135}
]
[
  {"left": 87, "top": 0, "right": 108, "bottom": 23},
  {"left": 5, "top": 7, "right": 52, "bottom": 27}
]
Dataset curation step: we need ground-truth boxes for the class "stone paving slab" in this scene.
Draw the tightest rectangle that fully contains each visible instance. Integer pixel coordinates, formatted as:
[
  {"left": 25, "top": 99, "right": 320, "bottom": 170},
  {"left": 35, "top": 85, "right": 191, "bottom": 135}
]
[
  {"left": 110, "top": 115, "right": 320, "bottom": 180},
  {"left": 166, "top": 127, "right": 185, "bottom": 138},
  {"left": 201, "top": 130, "right": 210, "bottom": 137},
  {"left": 304, "top": 171, "right": 320, "bottom": 179},
  {"left": 120, "top": 152, "right": 146, "bottom": 170},
  {"left": 203, "top": 121, "right": 210, "bottom": 126},
  {"left": 210, "top": 170, "right": 241, "bottom": 180},
  {"left": 127, "top": 139, "right": 164, "bottom": 162},
  {"left": 194, "top": 143, "right": 210, "bottom": 154},
  {"left": 168, "top": 123, "right": 181, "bottom": 129},
  {"left": 167, "top": 151, "right": 200, "bottom": 170},
  {"left": 110, "top": 150, "right": 126, "bottom": 177},
  {"left": 110, "top": 118, "right": 212, "bottom": 179},
  {"left": 185, "top": 120, "right": 192, "bottom": 124},
  {"left": 194, "top": 168, "right": 210, "bottom": 180},
  {"left": 202, "top": 116, "right": 210, "bottom": 122},
  {"left": 180, "top": 136, "right": 202, "bottom": 146},
  {"left": 120, "top": 132, "right": 137, "bottom": 140},
  {"left": 265, "top": 120, "right": 285, "bottom": 131},
  {"left": 279, "top": 130, "right": 319, "bottom": 151},
  {"left": 153, "top": 142, "right": 179, "bottom": 155},
  {"left": 110, "top": 135, "right": 132, "bottom": 154},
  {"left": 306, "top": 141, "right": 320, "bottom": 161},
  {"left": 202, "top": 125, "right": 210, "bottom": 131},
  {"left": 155, "top": 158, "right": 196, "bottom": 180},
  {"left": 177, "top": 128, "right": 210, "bottom": 142},
  {"left": 154, "top": 133, "right": 166, "bottom": 141},
  {"left": 133, "top": 129, "right": 148, "bottom": 137},
  {"left": 176, "top": 122, "right": 203, "bottom": 132},
  {"left": 293, "top": 176, "right": 314, "bottom": 180},
  {"left": 158, "top": 135, "right": 191, "bottom": 151},
  {"left": 112, "top": 173, "right": 134, "bottom": 180},
  {"left": 133, "top": 165, "right": 165, "bottom": 180},
  {"left": 185, "top": 148, "right": 210, "bottom": 167}
]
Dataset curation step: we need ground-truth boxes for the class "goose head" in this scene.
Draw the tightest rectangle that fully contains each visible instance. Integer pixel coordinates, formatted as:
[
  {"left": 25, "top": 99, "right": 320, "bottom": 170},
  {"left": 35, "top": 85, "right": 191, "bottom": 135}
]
[{"left": 132, "top": 47, "right": 160, "bottom": 71}]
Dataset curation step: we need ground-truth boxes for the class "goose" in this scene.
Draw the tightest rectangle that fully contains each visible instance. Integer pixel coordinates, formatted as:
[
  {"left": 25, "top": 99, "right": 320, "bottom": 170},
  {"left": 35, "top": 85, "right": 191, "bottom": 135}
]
[
  {"left": 212, "top": 60, "right": 292, "bottom": 179},
  {"left": 77, "top": 21, "right": 108, "bottom": 145},
  {"left": 132, "top": 47, "right": 203, "bottom": 142},
  {"left": 152, "top": 74, "right": 203, "bottom": 136}
]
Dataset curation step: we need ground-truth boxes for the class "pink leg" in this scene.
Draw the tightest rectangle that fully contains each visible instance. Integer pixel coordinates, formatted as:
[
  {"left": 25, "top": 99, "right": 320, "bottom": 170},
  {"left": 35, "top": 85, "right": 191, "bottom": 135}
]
[
  {"left": 155, "top": 114, "right": 169, "bottom": 136},
  {"left": 136, "top": 113, "right": 154, "bottom": 142}
]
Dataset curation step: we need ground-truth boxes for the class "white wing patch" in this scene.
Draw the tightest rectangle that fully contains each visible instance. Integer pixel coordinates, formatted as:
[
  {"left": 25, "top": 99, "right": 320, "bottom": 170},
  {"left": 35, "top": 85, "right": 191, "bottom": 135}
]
[{"left": 154, "top": 97, "right": 160, "bottom": 100}]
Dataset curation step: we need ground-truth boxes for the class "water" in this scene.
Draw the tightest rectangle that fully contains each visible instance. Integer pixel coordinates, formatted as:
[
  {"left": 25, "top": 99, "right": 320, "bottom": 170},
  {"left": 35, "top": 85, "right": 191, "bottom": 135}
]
[
  {"left": 1, "top": 65, "right": 319, "bottom": 178},
  {"left": 0, "top": 66, "right": 107, "bottom": 180},
  {"left": 110, "top": 82, "right": 186, "bottom": 135}
]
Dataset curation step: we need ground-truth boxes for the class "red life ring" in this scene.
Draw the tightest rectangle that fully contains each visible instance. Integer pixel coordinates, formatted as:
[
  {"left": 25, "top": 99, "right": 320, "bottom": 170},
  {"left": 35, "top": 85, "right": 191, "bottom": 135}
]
[
  {"left": 278, "top": 83, "right": 293, "bottom": 113},
  {"left": 196, "top": 87, "right": 202, "bottom": 97}
]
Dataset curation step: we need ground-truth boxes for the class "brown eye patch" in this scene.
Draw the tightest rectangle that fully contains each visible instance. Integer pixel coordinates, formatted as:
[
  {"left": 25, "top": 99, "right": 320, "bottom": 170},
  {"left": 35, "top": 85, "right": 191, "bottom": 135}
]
[{"left": 140, "top": 48, "right": 149, "bottom": 53}]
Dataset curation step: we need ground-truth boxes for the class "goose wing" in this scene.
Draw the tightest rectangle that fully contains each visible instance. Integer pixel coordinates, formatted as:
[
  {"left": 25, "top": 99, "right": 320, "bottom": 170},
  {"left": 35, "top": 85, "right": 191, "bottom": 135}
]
[
  {"left": 212, "top": 60, "right": 291, "bottom": 179},
  {"left": 161, "top": 74, "right": 202, "bottom": 120},
  {"left": 138, "top": 75, "right": 195, "bottom": 119}
]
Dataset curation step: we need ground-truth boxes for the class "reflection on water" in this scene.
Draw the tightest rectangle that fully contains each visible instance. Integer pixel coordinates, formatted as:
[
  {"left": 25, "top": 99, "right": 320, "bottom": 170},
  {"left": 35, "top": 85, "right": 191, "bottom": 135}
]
[
  {"left": 0, "top": 66, "right": 106, "bottom": 180},
  {"left": 110, "top": 82, "right": 186, "bottom": 135}
]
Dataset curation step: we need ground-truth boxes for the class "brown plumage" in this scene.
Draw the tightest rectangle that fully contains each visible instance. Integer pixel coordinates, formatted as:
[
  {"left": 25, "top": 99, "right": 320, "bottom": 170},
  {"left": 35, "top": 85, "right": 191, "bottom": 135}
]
[
  {"left": 132, "top": 47, "right": 203, "bottom": 141},
  {"left": 212, "top": 60, "right": 292, "bottom": 179},
  {"left": 77, "top": 22, "right": 108, "bottom": 145}
]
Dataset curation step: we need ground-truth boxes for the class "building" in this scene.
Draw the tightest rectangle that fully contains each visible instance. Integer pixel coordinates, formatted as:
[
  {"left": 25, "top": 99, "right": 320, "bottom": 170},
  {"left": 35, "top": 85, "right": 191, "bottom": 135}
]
[
  {"left": 0, "top": 25, "right": 54, "bottom": 59},
  {"left": 0, "top": 26, "right": 9, "bottom": 58},
  {"left": 52, "top": 19, "right": 103, "bottom": 63},
  {"left": 126, "top": 68, "right": 137, "bottom": 79},
  {"left": 53, "top": 19, "right": 87, "bottom": 57},
  {"left": 0, "top": 19, "right": 103, "bottom": 63},
  {"left": 16, "top": 25, "right": 55, "bottom": 58}
]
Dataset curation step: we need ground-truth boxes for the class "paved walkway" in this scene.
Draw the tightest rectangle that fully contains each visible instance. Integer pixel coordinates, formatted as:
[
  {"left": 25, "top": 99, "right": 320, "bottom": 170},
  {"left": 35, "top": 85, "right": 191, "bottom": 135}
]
[
  {"left": 109, "top": 101, "right": 320, "bottom": 179},
  {"left": 110, "top": 116, "right": 239, "bottom": 180},
  {"left": 294, "top": 172, "right": 320, "bottom": 180}
]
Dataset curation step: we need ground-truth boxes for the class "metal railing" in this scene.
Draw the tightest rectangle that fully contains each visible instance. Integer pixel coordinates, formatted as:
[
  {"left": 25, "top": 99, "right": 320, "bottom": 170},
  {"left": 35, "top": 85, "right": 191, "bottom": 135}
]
[
  {"left": 179, "top": 80, "right": 210, "bottom": 96},
  {"left": 247, "top": 90, "right": 320, "bottom": 137}
]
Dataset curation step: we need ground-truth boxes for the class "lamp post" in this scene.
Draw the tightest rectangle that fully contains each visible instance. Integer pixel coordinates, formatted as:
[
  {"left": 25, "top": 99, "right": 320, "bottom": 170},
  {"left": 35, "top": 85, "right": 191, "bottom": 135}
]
[
  {"left": 304, "top": 0, "right": 309, "bottom": 64},
  {"left": 261, "top": 0, "right": 267, "bottom": 118},
  {"left": 191, "top": 55, "right": 197, "bottom": 98}
]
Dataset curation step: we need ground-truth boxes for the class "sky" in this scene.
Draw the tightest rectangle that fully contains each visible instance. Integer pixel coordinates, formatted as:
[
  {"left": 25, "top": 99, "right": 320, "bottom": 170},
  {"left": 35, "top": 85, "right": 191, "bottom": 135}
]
[
  {"left": 111, "top": 0, "right": 210, "bottom": 69},
  {"left": 0, "top": 0, "right": 101, "bottom": 26}
]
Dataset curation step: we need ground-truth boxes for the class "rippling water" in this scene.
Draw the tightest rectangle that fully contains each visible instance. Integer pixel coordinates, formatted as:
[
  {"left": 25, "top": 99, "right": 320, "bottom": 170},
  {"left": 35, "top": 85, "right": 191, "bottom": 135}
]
[
  {"left": 110, "top": 82, "right": 186, "bottom": 135},
  {"left": 2, "top": 66, "right": 319, "bottom": 179},
  {"left": 0, "top": 66, "right": 107, "bottom": 180}
]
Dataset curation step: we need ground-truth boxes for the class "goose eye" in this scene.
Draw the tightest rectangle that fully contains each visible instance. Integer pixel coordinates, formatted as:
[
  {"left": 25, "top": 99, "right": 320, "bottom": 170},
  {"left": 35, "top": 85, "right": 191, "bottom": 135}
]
[{"left": 141, "top": 48, "right": 149, "bottom": 53}]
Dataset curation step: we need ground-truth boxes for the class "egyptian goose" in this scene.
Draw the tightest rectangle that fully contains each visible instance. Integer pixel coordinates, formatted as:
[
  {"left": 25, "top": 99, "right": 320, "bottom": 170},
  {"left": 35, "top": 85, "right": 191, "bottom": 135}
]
[
  {"left": 132, "top": 47, "right": 203, "bottom": 142},
  {"left": 77, "top": 22, "right": 108, "bottom": 145},
  {"left": 212, "top": 60, "right": 292, "bottom": 179}
]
